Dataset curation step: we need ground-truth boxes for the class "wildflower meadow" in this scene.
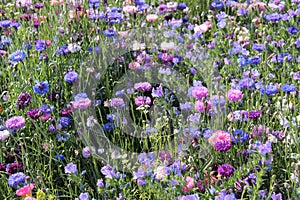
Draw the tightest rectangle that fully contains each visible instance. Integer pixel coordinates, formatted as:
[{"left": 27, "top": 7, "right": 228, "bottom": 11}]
[{"left": 1, "top": 0, "right": 300, "bottom": 199}]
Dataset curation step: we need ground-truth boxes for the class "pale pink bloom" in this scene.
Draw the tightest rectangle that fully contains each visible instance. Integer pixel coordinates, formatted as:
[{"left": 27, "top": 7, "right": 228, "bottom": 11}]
[
  {"left": 123, "top": 6, "right": 137, "bottom": 13},
  {"left": 146, "top": 14, "right": 158, "bottom": 22},
  {"left": 16, "top": 184, "right": 34, "bottom": 197},
  {"left": 86, "top": 67, "right": 94, "bottom": 73},
  {"left": 129, "top": 62, "right": 141, "bottom": 69},
  {"left": 160, "top": 42, "right": 175, "bottom": 51},
  {"left": 73, "top": 98, "right": 92, "bottom": 109},
  {"left": 16, "top": 0, "right": 32, "bottom": 7},
  {"left": 24, "top": 197, "right": 37, "bottom": 200},
  {"left": 204, "top": 21, "right": 212, "bottom": 28},
  {"left": 208, "top": 130, "right": 231, "bottom": 147},
  {"left": 51, "top": 0, "right": 64, "bottom": 5},
  {"left": 118, "top": 31, "right": 128, "bottom": 38},
  {"left": 182, "top": 176, "right": 195, "bottom": 192}
]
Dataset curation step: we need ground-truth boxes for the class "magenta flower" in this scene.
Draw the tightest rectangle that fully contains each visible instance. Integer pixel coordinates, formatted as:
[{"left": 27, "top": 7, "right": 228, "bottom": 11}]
[
  {"left": 135, "top": 96, "right": 151, "bottom": 106},
  {"left": 195, "top": 100, "right": 211, "bottom": 113},
  {"left": 192, "top": 86, "right": 209, "bottom": 99},
  {"left": 227, "top": 89, "right": 243, "bottom": 101},
  {"left": 5, "top": 116, "right": 26, "bottom": 130}
]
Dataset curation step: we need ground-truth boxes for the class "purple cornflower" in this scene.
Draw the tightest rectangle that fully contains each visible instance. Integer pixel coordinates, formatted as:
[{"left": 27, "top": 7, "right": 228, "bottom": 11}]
[
  {"left": 101, "top": 165, "right": 116, "bottom": 179},
  {"left": 78, "top": 193, "right": 89, "bottom": 200},
  {"left": 138, "top": 152, "right": 155, "bottom": 167},
  {"left": 258, "top": 141, "right": 272, "bottom": 156},
  {"left": 265, "top": 13, "right": 281, "bottom": 22},
  {"left": 137, "top": 179, "right": 147, "bottom": 186},
  {"left": 248, "top": 110, "right": 261, "bottom": 119},
  {"left": 217, "top": 164, "right": 235, "bottom": 178},
  {"left": 133, "top": 167, "right": 146, "bottom": 179},
  {"left": 134, "top": 82, "right": 152, "bottom": 91},
  {"left": 65, "top": 162, "right": 77, "bottom": 174},
  {"left": 35, "top": 40, "right": 46, "bottom": 52},
  {"left": 64, "top": 71, "right": 79, "bottom": 83},
  {"left": 7, "top": 162, "right": 24, "bottom": 174},
  {"left": 97, "top": 178, "right": 104, "bottom": 188},
  {"left": 238, "top": 78, "right": 255, "bottom": 89},
  {"left": 152, "top": 85, "right": 163, "bottom": 97},
  {"left": 5, "top": 116, "right": 26, "bottom": 130},
  {"left": 110, "top": 98, "right": 125, "bottom": 109},
  {"left": 27, "top": 108, "right": 41, "bottom": 119},
  {"left": 215, "top": 140, "right": 231, "bottom": 152},
  {"left": 17, "top": 93, "right": 31, "bottom": 109},
  {"left": 293, "top": 71, "right": 300, "bottom": 80}
]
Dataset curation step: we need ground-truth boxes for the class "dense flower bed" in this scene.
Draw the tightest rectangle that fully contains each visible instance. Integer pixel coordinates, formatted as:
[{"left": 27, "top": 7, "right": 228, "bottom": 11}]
[{"left": 0, "top": 0, "right": 300, "bottom": 199}]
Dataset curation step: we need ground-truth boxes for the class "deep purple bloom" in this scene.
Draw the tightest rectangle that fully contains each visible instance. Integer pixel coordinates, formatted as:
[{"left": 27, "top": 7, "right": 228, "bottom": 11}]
[
  {"left": 217, "top": 164, "right": 234, "bottom": 178},
  {"left": 27, "top": 108, "right": 41, "bottom": 119},
  {"left": 248, "top": 110, "right": 261, "bottom": 119},
  {"left": 7, "top": 162, "right": 24, "bottom": 174},
  {"left": 17, "top": 93, "right": 31, "bottom": 109},
  {"left": 215, "top": 140, "right": 231, "bottom": 152}
]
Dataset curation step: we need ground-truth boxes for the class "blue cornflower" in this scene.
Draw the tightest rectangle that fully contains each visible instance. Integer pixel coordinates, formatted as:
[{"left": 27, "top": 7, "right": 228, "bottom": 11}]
[
  {"left": 39, "top": 104, "right": 54, "bottom": 114},
  {"left": 11, "top": 22, "right": 21, "bottom": 29},
  {"left": 56, "top": 44, "right": 71, "bottom": 55},
  {"left": 103, "top": 122, "right": 114, "bottom": 131},
  {"left": 177, "top": 3, "right": 187, "bottom": 10},
  {"left": 252, "top": 44, "right": 266, "bottom": 52},
  {"left": 65, "top": 162, "right": 77, "bottom": 174},
  {"left": 0, "top": 20, "right": 11, "bottom": 28},
  {"left": 261, "top": 85, "right": 278, "bottom": 95},
  {"left": 265, "top": 13, "right": 281, "bottom": 22},
  {"left": 210, "top": 1, "right": 224, "bottom": 10},
  {"left": 9, "top": 50, "right": 26, "bottom": 62},
  {"left": 250, "top": 56, "right": 261, "bottom": 65},
  {"left": 74, "top": 93, "right": 88, "bottom": 101},
  {"left": 8, "top": 172, "right": 26, "bottom": 187},
  {"left": 64, "top": 71, "right": 79, "bottom": 83},
  {"left": 232, "top": 129, "right": 249, "bottom": 143},
  {"left": 89, "top": 0, "right": 100, "bottom": 8},
  {"left": 239, "top": 78, "right": 255, "bottom": 89},
  {"left": 282, "top": 83, "right": 296, "bottom": 93},
  {"left": 288, "top": 26, "right": 298, "bottom": 34},
  {"left": 59, "top": 117, "right": 71, "bottom": 128},
  {"left": 103, "top": 28, "right": 117, "bottom": 37},
  {"left": 55, "top": 154, "right": 65, "bottom": 161},
  {"left": 33, "top": 81, "right": 49, "bottom": 95}
]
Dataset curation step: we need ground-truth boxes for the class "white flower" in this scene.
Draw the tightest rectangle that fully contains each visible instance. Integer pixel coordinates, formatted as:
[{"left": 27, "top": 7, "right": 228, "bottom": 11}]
[
  {"left": 0, "top": 130, "right": 10, "bottom": 140},
  {"left": 67, "top": 43, "right": 81, "bottom": 53}
]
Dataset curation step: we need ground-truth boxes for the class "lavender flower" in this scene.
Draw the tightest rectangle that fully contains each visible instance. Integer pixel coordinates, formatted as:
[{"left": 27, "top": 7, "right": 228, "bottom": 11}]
[
  {"left": 65, "top": 162, "right": 77, "bottom": 174},
  {"left": 217, "top": 164, "right": 235, "bottom": 178},
  {"left": 16, "top": 93, "right": 31, "bottom": 109},
  {"left": 5, "top": 116, "right": 26, "bottom": 130}
]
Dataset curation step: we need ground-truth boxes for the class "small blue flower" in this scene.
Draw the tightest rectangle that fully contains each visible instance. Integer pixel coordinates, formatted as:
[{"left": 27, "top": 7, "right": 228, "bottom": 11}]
[
  {"left": 103, "top": 28, "right": 117, "bottom": 37},
  {"left": 33, "top": 81, "right": 49, "bottom": 95},
  {"left": 59, "top": 117, "right": 71, "bottom": 128},
  {"left": 9, "top": 50, "right": 26, "bottom": 62}
]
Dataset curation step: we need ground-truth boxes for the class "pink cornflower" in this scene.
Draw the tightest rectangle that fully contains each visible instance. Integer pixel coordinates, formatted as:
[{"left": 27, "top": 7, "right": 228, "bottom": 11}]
[
  {"left": 182, "top": 176, "right": 195, "bottom": 192},
  {"left": 16, "top": 183, "right": 34, "bottom": 197},
  {"left": 208, "top": 130, "right": 231, "bottom": 147},
  {"left": 195, "top": 100, "right": 212, "bottom": 113},
  {"left": 73, "top": 98, "right": 92, "bottom": 109},
  {"left": 227, "top": 89, "right": 243, "bottom": 101},
  {"left": 135, "top": 96, "right": 151, "bottom": 107},
  {"left": 192, "top": 86, "right": 209, "bottom": 99}
]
